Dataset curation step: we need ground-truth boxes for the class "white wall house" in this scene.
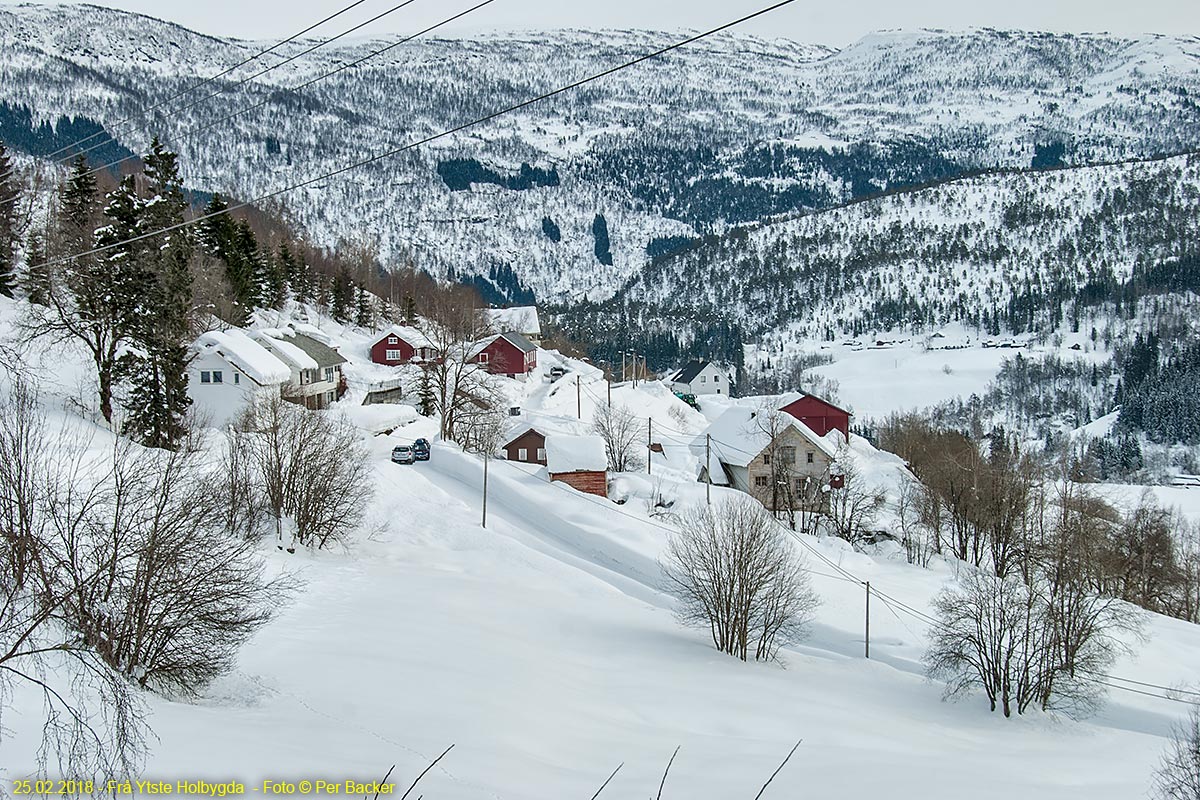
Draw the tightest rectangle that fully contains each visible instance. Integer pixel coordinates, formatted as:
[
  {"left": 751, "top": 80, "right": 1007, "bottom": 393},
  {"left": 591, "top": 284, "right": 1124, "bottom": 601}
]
[
  {"left": 189, "top": 330, "right": 290, "bottom": 428},
  {"left": 482, "top": 306, "right": 541, "bottom": 344},
  {"left": 670, "top": 360, "right": 730, "bottom": 396},
  {"left": 252, "top": 328, "right": 348, "bottom": 411}
]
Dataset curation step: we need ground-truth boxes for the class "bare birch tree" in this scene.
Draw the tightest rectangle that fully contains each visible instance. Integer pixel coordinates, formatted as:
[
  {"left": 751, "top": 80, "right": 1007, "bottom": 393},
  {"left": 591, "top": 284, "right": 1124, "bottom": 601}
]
[{"left": 592, "top": 403, "right": 643, "bottom": 472}]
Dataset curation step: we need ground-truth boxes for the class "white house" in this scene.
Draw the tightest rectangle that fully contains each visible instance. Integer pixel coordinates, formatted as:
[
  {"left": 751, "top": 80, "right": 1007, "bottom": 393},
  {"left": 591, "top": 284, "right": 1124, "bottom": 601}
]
[
  {"left": 697, "top": 406, "right": 839, "bottom": 510},
  {"left": 670, "top": 360, "right": 730, "bottom": 396},
  {"left": 189, "top": 330, "right": 290, "bottom": 427},
  {"left": 252, "top": 328, "right": 348, "bottom": 410},
  {"left": 482, "top": 306, "right": 541, "bottom": 344}
]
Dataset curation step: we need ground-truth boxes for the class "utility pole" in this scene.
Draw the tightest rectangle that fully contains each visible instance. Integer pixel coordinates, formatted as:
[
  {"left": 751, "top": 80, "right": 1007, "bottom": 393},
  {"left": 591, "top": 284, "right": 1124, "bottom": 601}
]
[
  {"left": 621, "top": 351, "right": 627, "bottom": 383},
  {"left": 647, "top": 417, "right": 653, "bottom": 475},
  {"left": 864, "top": 581, "right": 871, "bottom": 659},
  {"left": 576, "top": 375, "right": 581, "bottom": 419},
  {"left": 705, "top": 434, "right": 712, "bottom": 505},
  {"left": 607, "top": 374, "right": 611, "bottom": 406},
  {"left": 482, "top": 456, "right": 489, "bottom": 529}
]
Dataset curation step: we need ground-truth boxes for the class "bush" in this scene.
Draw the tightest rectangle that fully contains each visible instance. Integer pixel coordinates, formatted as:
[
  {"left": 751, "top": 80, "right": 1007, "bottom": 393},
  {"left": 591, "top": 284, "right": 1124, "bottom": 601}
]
[{"left": 662, "top": 498, "right": 818, "bottom": 661}]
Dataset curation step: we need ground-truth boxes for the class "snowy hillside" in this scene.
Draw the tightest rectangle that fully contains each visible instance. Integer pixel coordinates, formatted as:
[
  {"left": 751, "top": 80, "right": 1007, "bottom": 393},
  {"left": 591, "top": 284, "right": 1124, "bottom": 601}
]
[
  {"left": 5, "top": 296, "right": 1200, "bottom": 797},
  {"left": 0, "top": 5, "right": 1198, "bottom": 306}
]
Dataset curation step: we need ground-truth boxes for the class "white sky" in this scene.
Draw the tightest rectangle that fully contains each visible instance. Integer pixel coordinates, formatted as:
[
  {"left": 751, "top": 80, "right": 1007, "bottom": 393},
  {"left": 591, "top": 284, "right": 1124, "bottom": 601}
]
[{"left": 1, "top": 0, "right": 1196, "bottom": 47}]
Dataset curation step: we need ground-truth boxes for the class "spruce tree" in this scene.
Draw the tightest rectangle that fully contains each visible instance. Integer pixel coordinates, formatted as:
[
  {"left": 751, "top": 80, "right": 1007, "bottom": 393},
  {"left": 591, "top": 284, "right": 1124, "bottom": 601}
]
[
  {"left": 0, "top": 141, "right": 19, "bottom": 297},
  {"left": 329, "top": 269, "right": 354, "bottom": 321},
  {"left": 121, "top": 139, "right": 193, "bottom": 450},
  {"left": 354, "top": 284, "right": 373, "bottom": 328}
]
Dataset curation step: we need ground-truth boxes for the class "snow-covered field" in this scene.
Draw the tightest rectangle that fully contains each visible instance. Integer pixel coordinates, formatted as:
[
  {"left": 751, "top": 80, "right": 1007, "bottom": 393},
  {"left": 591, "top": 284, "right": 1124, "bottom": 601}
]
[{"left": 4, "top": 303, "right": 1199, "bottom": 798}]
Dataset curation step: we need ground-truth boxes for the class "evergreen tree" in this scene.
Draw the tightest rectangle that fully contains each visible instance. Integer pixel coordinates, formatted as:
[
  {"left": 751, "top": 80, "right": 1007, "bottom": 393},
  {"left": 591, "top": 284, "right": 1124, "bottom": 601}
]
[
  {"left": 402, "top": 293, "right": 417, "bottom": 325},
  {"left": 417, "top": 365, "right": 435, "bottom": 417},
  {"left": 23, "top": 228, "right": 49, "bottom": 306},
  {"left": 120, "top": 139, "right": 193, "bottom": 450},
  {"left": 0, "top": 141, "right": 19, "bottom": 297},
  {"left": 354, "top": 284, "right": 373, "bottom": 328},
  {"left": 329, "top": 269, "right": 354, "bottom": 321}
]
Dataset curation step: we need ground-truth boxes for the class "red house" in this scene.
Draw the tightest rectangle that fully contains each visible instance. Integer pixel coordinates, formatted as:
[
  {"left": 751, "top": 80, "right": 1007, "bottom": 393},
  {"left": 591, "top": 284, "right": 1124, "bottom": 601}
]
[
  {"left": 474, "top": 332, "right": 537, "bottom": 378},
  {"left": 370, "top": 326, "right": 434, "bottom": 366},
  {"left": 780, "top": 394, "right": 851, "bottom": 439},
  {"left": 503, "top": 427, "right": 547, "bottom": 465}
]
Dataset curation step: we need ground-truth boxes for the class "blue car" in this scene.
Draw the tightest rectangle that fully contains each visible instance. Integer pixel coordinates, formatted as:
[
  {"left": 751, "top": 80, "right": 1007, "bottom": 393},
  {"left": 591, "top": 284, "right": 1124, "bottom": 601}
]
[{"left": 412, "top": 439, "right": 431, "bottom": 461}]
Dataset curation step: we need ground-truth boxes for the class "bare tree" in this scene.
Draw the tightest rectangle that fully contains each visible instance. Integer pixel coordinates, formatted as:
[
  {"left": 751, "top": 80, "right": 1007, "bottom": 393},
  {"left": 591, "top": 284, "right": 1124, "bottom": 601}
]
[
  {"left": 422, "top": 286, "right": 498, "bottom": 443},
  {"left": 1153, "top": 706, "right": 1200, "bottom": 800},
  {"left": 894, "top": 475, "right": 935, "bottom": 567},
  {"left": 591, "top": 403, "right": 643, "bottom": 473},
  {"left": 824, "top": 446, "right": 885, "bottom": 545},
  {"left": 662, "top": 498, "right": 819, "bottom": 662},
  {"left": 237, "top": 393, "right": 374, "bottom": 549},
  {"left": 925, "top": 567, "right": 1138, "bottom": 719}
]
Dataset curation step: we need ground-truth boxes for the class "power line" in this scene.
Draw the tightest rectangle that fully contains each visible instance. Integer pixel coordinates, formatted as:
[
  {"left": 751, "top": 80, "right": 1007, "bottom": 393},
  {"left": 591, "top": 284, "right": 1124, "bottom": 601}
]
[
  {"left": 0, "top": 0, "right": 379, "bottom": 182},
  {"left": 7, "top": 0, "right": 445, "bottom": 196},
  {"left": 30, "top": 0, "right": 802, "bottom": 273}
]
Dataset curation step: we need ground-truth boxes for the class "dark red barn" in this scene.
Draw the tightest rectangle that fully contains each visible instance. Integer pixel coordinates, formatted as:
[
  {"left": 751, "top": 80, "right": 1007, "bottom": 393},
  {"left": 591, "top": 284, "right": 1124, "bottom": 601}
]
[
  {"left": 780, "top": 394, "right": 851, "bottom": 439},
  {"left": 475, "top": 332, "right": 537, "bottom": 377}
]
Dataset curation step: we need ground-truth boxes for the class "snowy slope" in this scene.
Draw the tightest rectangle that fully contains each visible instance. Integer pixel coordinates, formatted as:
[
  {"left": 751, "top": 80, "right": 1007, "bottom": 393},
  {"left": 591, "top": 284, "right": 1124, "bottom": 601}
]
[{"left": 4, "top": 299, "right": 1200, "bottom": 797}]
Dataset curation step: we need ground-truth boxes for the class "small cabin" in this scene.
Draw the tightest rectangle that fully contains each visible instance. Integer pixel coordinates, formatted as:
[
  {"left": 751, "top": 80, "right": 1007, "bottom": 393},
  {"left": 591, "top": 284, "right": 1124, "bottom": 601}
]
[
  {"left": 370, "top": 325, "right": 435, "bottom": 366},
  {"left": 475, "top": 332, "right": 537, "bottom": 378},
  {"left": 545, "top": 434, "right": 608, "bottom": 497}
]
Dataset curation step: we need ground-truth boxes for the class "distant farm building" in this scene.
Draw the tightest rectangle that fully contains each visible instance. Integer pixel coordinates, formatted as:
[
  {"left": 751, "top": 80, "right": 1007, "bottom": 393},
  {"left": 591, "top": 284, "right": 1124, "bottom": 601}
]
[
  {"left": 670, "top": 360, "right": 730, "bottom": 396},
  {"left": 779, "top": 394, "right": 851, "bottom": 439},
  {"left": 474, "top": 332, "right": 538, "bottom": 378}
]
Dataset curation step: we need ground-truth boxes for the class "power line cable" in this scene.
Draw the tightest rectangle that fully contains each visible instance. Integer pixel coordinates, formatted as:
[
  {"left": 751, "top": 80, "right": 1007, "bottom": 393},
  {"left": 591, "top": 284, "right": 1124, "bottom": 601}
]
[
  {"left": 0, "top": 0, "right": 379, "bottom": 182},
  {"left": 30, "top": 0, "right": 802, "bottom": 273}
]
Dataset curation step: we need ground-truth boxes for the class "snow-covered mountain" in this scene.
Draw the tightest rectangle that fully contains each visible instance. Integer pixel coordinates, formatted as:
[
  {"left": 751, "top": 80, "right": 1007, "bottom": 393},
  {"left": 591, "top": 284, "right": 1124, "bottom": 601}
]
[{"left": 1, "top": 4, "right": 1198, "bottom": 309}]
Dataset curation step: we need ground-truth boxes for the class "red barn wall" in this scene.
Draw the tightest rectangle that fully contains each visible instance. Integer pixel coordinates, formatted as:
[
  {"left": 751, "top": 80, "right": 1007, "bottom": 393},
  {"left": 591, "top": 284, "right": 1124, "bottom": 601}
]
[
  {"left": 550, "top": 471, "right": 607, "bottom": 497},
  {"left": 780, "top": 395, "right": 850, "bottom": 439},
  {"left": 480, "top": 338, "right": 535, "bottom": 375}
]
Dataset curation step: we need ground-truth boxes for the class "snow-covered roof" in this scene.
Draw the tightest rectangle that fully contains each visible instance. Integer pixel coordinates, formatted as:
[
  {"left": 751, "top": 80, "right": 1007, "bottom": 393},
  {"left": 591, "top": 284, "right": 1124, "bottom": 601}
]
[
  {"left": 701, "top": 406, "right": 838, "bottom": 468},
  {"left": 251, "top": 330, "right": 318, "bottom": 370},
  {"left": 195, "top": 330, "right": 291, "bottom": 385},
  {"left": 469, "top": 331, "right": 538, "bottom": 358},
  {"left": 374, "top": 324, "right": 432, "bottom": 349},
  {"left": 671, "top": 360, "right": 711, "bottom": 385},
  {"left": 545, "top": 434, "right": 608, "bottom": 474},
  {"left": 483, "top": 306, "right": 540, "bottom": 337}
]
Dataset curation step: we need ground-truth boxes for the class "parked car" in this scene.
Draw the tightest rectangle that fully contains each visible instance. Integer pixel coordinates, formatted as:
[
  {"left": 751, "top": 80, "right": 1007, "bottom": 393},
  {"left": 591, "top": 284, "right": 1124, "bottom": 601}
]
[
  {"left": 391, "top": 444, "right": 416, "bottom": 464},
  {"left": 412, "top": 439, "right": 431, "bottom": 461}
]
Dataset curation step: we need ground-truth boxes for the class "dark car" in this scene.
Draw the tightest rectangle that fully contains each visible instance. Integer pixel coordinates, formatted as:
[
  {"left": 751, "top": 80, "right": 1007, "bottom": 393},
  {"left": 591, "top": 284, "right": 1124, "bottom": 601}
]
[
  {"left": 412, "top": 438, "right": 431, "bottom": 461},
  {"left": 391, "top": 444, "right": 415, "bottom": 465}
]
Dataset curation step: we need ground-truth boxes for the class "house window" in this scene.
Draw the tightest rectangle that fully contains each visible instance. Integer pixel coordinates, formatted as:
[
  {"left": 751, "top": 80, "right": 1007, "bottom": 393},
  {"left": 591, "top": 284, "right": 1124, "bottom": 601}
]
[
  {"left": 700, "top": 375, "right": 706, "bottom": 382},
  {"left": 518, "top": 448, "right": 528, "bottom": 461},
  {"left": 200, "top": 371, "right": 211, "bottom": 384},
  {"left": 754, "top": 475, "right": 770, "bottom": 488},
  {"left": 479, "top": 353, "right": 489, "bottom": 364},
  {"left": 537, "top": 448, "right": 546, "bottom": 461},
  {"left": 807, "top": 451, "right": 815, "bottom": 464},
  {"left": 780, "top": 446, "right": 796, "bottom": 464},
  {"left": 234, "top": 373, "right": 240, "bottom": 385},
  {"left": 388, "top": 336, "right": 398, "bottom": 344},
  {"left": 717, "top": 389, "right": 722, "bottom": 394},
  {"left": 795, "top": 477, "right": 806, "bottom": 494},
  {"left": 327, "top": 391, "right": 336, "bottom": 403},
  {"left": 212, "top": 371, "right": 223, "bottom": 384},
  {"left": 386, "top": 349, "right": 403, "bottom": 361},
  {"left": 324, "top": 367, "right": 335, "bottom": 382},
  {"left": 300, "top": 370, "right": 310, "bottom": 385},
  {"left": 762, "top": 453, "right": 771, "bottom": 466},
  {"left": 714, "top": 375, "right": 720, "bottom": 382}
]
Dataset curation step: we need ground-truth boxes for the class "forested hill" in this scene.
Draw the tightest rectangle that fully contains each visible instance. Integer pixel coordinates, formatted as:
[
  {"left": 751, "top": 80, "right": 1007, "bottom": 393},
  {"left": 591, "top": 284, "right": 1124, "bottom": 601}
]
[{"left": 0, "top": 4, "right": 1198, "bottom": 307}]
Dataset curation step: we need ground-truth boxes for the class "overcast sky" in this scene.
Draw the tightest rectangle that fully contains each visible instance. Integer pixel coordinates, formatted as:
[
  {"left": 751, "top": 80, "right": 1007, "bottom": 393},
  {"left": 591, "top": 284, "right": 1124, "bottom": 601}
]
[{"left": 1, "top": 0, "right": 1196, "bottom": 47}]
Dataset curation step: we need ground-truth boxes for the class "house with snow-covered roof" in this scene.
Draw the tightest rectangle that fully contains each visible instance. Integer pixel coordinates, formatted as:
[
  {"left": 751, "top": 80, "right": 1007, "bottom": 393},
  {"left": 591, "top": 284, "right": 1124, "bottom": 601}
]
[
  {"left": 670, "top": 360, "right": 730, "bottom": 396},
  {"left": 481, "top": 306, "right": 541, "bottom": 344},
  {"left": 503, "top": 426, "right": 549, "bottom": 466},
  {"left": 369, "top": 325, "right": 436, "bottom": 366},
  {"left": 698, "top": 405, "right": 839, "bottom": 512},
  {"left": 189, "top": 329, "right": 290, "bottom": 427},
  {"left": 251, "top": 328, "right": 348, "bottom": 411},
  {"left": 472, "top": 332, "right": 538, "bottom": 379},
  {"left": 545, "top": 434, "right": 608, "bottom": 497}
]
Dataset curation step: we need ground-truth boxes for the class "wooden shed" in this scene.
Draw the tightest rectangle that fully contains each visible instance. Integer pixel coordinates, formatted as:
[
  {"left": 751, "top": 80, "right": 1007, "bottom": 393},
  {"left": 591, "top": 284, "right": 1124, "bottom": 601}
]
[{"left": 544, "top": 435, "right": 609, "bottom": 497}]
